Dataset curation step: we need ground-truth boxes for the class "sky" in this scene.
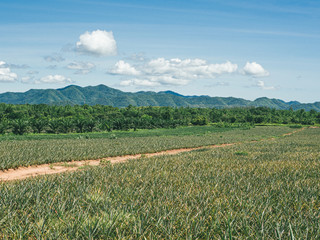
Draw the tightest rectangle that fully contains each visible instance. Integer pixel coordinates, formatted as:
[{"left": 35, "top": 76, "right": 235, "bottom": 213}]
[{"left": 0, "top": 0, "right": 319, "bottom": 103}]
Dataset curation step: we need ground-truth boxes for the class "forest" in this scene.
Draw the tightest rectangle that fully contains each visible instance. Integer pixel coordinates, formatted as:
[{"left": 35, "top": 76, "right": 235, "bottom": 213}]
[{"left": 0, "top": 103, "right": 319, "bottom": 135}]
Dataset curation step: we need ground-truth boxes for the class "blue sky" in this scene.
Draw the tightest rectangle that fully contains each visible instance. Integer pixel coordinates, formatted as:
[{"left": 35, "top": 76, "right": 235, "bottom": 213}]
[{"left": 0, "top": 0, "right": 319, "bottom": 102}]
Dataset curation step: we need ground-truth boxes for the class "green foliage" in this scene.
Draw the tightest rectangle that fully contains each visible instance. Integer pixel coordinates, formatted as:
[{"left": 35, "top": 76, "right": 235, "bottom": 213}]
[
  {"left": 48, "top": 119, "right": 60, "bottom": 134},
  {"left": 0, "top": 121, "right": 9, "bottom": 134},
  {"left": 0, "top": 103, "right": 318, "bottom": 135},
  {"left": 74, "top": 118, "right": 87, "bottom": 133},
  {"left": 234, "top": 151, "right": 249, "bottom": 156},
  {"left": 30, "top": 118, "right": 47, "bottom": 133},
  {"left": 191, "top": 115, "right": 208, "bottom": 125},
  {"left": 11, "top": 119, "right": 29, "bottom": 135},
  {"left": 0, "top": 85, "right": 320, "bottom": 111},
  {"left": 289, "top": 124, "right": 303, "bottom": 129},
  {"left": 59, "top": 118, "right": 73, "bottom": 133}
]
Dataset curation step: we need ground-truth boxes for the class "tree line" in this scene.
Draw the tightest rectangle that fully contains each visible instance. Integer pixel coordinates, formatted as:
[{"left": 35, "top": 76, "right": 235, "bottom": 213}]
[{"left": 0, "top": 103, "right": 319, "bottom": 135}]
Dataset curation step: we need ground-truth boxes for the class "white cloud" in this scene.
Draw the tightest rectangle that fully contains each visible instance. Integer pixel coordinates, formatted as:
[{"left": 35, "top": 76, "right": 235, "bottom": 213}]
[
  {"left": 256, "top": 80, "right": 275, "bottom": 90},
  {"left": 147, "top": 75, "right": 189, "bottom": 86},
  {"left": 110, "top": 58, "right": 238, "bottom": 87},
  {"left": 67, "top": 62, "right": 95, "bottom": 74},
  {"left": 144, "top": 58, "right": 237, "bottom": 78},
  {"left": 76, "top": 30, "right": 117, "bottom": 56},
  {"left": 120, "top": 76, "right": 188, "bottom": 87},
  {"left": 110, "top": 60, "right": 140, "bottom": 76},
  {"left": 243, "top": 62, "right": 269, "bottom": 77},
  {"left": 120, "top": 79, "right": 161, "bottom": 87},
  {"left": 0, "top": 61, "right": 18, "bottom": 82},
  {"left": 36, "top": 75, "right": 72, "bottom": 84}
]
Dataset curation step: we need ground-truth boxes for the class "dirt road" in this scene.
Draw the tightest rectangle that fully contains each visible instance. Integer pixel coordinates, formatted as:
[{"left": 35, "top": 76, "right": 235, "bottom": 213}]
[{"left": 0, "top": 128, "right": 306, "bottom": 182}]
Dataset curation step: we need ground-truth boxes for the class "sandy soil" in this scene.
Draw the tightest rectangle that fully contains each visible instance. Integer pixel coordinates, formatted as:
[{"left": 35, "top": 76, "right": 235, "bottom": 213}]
[{"left": 0, "top": 128, "right": 306, "bottom": 182}]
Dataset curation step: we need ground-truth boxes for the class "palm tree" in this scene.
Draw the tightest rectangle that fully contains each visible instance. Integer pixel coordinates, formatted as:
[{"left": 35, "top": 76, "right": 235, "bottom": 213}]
[
  {"left": 0, "top": 121, "right": 9, "bottom": 134},
  {"left": 59, "top": 118, "right": 74, "bottom": 133},
  {"left": 74, "top": 118, "right": 86, "bottom": 133},
  {"left": 11, "top": 119, "right": 29, "bottom": 135},
  {"left": 31, "top": 118, "right": 48, "bottom": 133},
  {"left": 48, "top": 119, "right": 60, "bottom": 134},
  {"left": 85, "top": 119, "right": 96, "bottom": 132}
]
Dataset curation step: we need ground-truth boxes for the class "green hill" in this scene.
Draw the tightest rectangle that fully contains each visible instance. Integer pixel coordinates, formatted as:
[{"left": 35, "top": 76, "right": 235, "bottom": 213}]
[{"left": 0, "top": 84, "right": 319, "bottom": 111}]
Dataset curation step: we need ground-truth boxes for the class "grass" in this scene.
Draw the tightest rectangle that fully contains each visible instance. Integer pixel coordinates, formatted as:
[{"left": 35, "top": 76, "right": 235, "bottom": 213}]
[
  {"left": 289, "top": 124, "right": 304, "bottom": 129},
  {"left": 0, "top": 126, "right": 294, "bottom": 170},
  {"left": 0, "top": 127, "right": 319, "bottom": 239},
  {"left": 0, "top": 125, "right": 235, "bottom": 142},
  {"left": 234, "top": 151, "right": 249, "bottom": 156}
]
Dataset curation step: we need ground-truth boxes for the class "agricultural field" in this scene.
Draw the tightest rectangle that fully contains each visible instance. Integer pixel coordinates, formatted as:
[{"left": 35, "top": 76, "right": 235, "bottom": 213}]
[
  {"left": 0, "top": 126, "right": 293, "bottom": 170},
  {"left": 0, "top": 126, "right": 319, "bottom": 238}
]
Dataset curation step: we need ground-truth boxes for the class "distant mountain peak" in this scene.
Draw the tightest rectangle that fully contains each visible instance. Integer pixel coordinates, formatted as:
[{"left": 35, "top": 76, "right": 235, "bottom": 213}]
[
  {"left": 159, "top": 90, "right": 185, "bottom": 97},
  {"left": 58, "top": 85, "right": 80, "bottom": 90},
  {"left": 0, "top": 84, "right": 318, "bottom": 111}
]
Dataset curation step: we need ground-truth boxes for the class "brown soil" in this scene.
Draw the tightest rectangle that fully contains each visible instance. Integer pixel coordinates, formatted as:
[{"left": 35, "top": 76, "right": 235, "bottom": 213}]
[{"left": 0, "top": 128, "right": 306, "bottom": 182}]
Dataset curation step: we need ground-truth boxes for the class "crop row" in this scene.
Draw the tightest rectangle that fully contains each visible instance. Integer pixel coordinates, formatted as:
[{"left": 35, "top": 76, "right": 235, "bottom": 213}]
[
  {"left": 0, "top": 126, "right": 293, "bottom": 170},
  {"left": 0, "top": 127, "right": 319, "bottom": 238}
]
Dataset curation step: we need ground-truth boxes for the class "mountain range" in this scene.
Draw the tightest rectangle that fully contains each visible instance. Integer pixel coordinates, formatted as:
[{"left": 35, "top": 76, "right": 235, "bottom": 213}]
[{"left": 0, "top": 84, "right": 319, "bottom": 111}]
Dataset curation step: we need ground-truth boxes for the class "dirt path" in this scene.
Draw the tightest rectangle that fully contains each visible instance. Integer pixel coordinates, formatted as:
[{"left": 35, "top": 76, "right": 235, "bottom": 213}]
[{"left": 0, "top": 128, "right": 307, "bottom": 182}]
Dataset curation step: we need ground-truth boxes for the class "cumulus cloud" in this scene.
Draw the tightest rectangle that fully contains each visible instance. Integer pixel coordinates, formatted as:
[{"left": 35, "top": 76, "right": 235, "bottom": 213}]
[
  {"left": 146, "top": 75, "right": 189, "bottom": 86},
  {"left": 67, "top": 62, "right": 95, "bottom": 74},
  {"left": 110, "top": 58, "right": 238, "bottom": 87},
  {"left": 256, "top": 80, "right": 275, "bottom": 90},
  {"left": 0, "top": 61, "right": 18, "bottom": 82},
  {"left": 243, "top": 62, "right": 269, "bottom": 77},
  {"left": 76, "top": 30, "right": 117, "bottom": 56},
  {"left": 144, "top": 58, "right": 237, "bottom": 77},
  {"left": 110, "top": 60, "right": 140, "bottom": 76},
  {"left": 120, "top": 79, "right": 161, "bottom": 87},
  {"left": 36, "top": 75, "right": 72, "bottom": 84},
  {"left": 44, "top": 54, "right": 65, "bottom": 63}
]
